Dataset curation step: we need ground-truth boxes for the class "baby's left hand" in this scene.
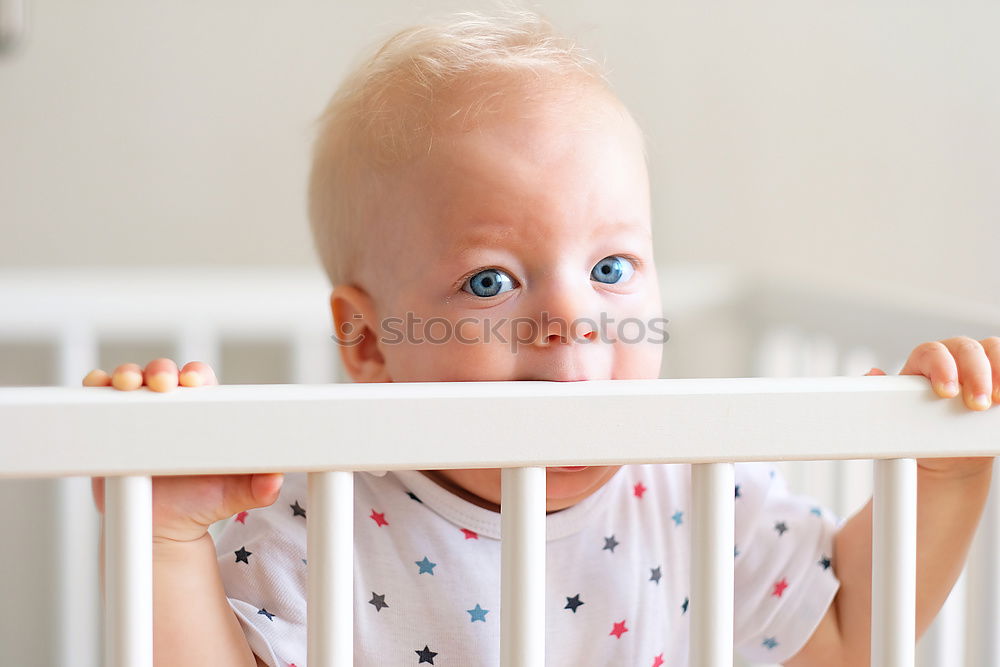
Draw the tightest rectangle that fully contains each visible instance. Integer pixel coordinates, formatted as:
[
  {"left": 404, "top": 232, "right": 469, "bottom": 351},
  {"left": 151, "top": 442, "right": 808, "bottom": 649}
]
[{"left": 867, "top": 336, "right": 999, "bottom": 478}]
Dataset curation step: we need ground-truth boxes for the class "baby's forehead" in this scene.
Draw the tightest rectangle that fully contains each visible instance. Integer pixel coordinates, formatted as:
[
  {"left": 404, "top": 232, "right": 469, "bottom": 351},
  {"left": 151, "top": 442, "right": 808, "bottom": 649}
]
[
  {"left": 352, "top": 79, "right": 648, "bottom": 292},
  {"left": 380, "top": 70, "right": 629, "bottom": 163}
]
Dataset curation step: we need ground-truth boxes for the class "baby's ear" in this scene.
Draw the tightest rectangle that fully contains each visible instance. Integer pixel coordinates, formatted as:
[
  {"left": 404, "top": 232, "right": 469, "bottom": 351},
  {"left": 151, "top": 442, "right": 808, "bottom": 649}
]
[{"left": 329, "top": 285, "right": 391, "bottom": 383}]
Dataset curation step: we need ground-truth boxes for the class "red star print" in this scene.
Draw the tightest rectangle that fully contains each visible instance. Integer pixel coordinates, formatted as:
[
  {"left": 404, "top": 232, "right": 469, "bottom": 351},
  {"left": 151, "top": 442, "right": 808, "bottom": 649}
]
[
  {"left": 633, "top": 482, "right": 647, "bottom": 498},
  {"left": 772, "top": 577, "right": 789, "bottom": 597},
  {"left": 234, "top": 511, "right": 248, "bottom": 524},
  {"left": 460, "top": 528, "right": 479, "bottom": 540},
  {"left": 610, "top": 620, "right": 628, "bottom": 639},
  {"left": 652, "top": 654, "right": 664, "bottom": 667},
  {"left": 369, "top": 509, "right": 389, "bottom": 527}
]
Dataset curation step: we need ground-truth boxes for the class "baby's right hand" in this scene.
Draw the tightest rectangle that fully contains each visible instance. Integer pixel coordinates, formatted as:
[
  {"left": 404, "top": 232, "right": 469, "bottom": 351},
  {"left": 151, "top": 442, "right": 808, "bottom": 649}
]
[
  {"left": 82, "top": 357, "right": 218, "bottom": 392},
  {"left": 84, "top": 358, "right": 284, "bottom": 543}
]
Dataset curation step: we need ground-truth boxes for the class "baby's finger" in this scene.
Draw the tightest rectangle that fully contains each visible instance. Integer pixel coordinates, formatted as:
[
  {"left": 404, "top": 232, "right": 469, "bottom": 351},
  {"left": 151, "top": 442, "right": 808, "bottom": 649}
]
[
  {"left": 939, "top": 337, "right": 992, "bottom": 410},
  {"left": 179, "top": 361, "right": 219, "bottom": 387},
  {"left": 980, "top": 336, "right": 1000, "bottom": 404},
  {"left": 82, "top": 369, "right": 111, "bottom": 387},
  {"left": 111, "top": 363, "right": 144, "bottom": 391},
  {"left": 144, "top": 358, "right": 179, "bottom": 393},
  {"left": 899, "top": 341, "right": 959, "bottom": 399}
]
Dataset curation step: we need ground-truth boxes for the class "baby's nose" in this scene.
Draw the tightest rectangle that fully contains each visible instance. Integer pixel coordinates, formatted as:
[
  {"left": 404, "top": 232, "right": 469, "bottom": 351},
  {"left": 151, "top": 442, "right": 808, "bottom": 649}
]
[{"left": 537, "top": 316, "right": 597, "bottom": 345}]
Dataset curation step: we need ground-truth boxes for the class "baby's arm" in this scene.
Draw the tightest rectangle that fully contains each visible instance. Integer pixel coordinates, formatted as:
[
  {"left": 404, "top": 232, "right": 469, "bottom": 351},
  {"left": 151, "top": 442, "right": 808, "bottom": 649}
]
[
  {"left": 88, "top": 359, "right": 278, "bottom": 666},
  {"left": 101, "top": 529, "right": 262, "bottom": 666},
  {"left": 786, "top": 462, "right": 992, "bottom": 667},
  {"left": 786, "top": 339, "right": 998, "bottom": 666}
]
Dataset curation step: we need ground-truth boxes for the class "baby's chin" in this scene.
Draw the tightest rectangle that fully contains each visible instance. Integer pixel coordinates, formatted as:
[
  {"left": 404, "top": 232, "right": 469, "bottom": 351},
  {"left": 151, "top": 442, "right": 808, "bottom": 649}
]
[{"left": 544, "top": 465, "right": 621, "bottom": 511}]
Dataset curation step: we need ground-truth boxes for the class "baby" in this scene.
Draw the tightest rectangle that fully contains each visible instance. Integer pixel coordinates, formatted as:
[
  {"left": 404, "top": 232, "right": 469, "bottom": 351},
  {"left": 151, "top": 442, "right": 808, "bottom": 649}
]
[{"left": 86, "top": 7, "right": 998, "bottom": 667}]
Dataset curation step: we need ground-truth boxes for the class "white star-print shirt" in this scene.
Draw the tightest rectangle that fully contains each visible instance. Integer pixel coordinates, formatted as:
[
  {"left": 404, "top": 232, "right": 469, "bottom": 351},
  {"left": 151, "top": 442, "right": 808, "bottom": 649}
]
[{"left": 214, "top": 463, "right": 841, "bottom": 666}]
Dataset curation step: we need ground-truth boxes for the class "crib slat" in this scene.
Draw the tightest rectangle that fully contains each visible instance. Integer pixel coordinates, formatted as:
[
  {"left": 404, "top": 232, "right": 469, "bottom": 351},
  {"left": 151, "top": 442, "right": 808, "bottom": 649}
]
[
  {"left": 872, "top": 458, "right": 917, "bottom": 667},
  {"left": 500, "top": 467, "right": 546, "bottom": 667},
  {"left": 690, "top": 463, "right": 735, "bottom": 667},
  {"left": 103, "top": 475, "right": 152, "bottom": 667},
  {"left": 57, "top": 322, "right": 102, "bottom": 667},
  {"left": 292, "top": 327, "right": 336, "bottom": 384},
  {"left": 965, "top": 457, "right": 1000, "bottom": 665},
  {"left": 308, "top": 471, "right": 354, "bottom": 666},
  {"left": 176, "top": 323, "right": 221, "bottom": 376}
]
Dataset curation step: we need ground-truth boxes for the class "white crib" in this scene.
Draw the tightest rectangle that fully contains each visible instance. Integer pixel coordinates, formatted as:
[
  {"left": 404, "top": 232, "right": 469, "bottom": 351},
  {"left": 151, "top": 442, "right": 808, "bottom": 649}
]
[{"left": 0, "top": 263, "right": 997, "bottom": 667}]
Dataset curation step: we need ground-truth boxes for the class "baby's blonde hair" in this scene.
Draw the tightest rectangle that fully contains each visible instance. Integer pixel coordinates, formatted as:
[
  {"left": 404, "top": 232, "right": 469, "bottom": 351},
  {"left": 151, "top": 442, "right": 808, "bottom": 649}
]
[{"left": 307, "top": 5, "right": 618, "bottom": 287}]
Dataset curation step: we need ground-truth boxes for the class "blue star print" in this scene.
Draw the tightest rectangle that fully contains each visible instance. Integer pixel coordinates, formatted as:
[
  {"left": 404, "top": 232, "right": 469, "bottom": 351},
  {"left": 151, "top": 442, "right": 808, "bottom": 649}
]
[
  {"left": 810, "top": 506, "right": 822, "bottom": 517},
  {"left": 415, "top": 556, "right": 437, "bottom": 575},
  {"left": 258, "top": 608, "right": 275, "bottom": 621},
  {"left": 564, "top": 594, "right": 584, "bottom": 613},
  {"left": 650, "top": 566, "right": 662, "bottom": 584},
  {"left": 467, "top": 604, "right": 489, "bottom": 622},
  {"left": 603, "top": 535, "right": 619, "bottom": 552},
  {"left": 762, "top": 637, "right": 779, "bottom": 650},
  {"left": 671, "top": 510, "right": 683, "bottom": 526}
]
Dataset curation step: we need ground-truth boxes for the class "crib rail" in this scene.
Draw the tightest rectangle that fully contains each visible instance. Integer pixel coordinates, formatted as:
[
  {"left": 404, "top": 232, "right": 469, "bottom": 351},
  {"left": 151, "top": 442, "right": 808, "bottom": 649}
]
[
  {"left": 2, "top": 377, "right": 997, "bottom": 476},
  {"left": 2, "top": 378, "right": 997, "bottom": 667}
]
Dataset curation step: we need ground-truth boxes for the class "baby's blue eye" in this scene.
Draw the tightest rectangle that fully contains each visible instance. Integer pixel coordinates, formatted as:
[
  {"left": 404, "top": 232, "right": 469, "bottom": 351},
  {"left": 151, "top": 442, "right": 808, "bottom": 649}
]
[
  {"left": 463, "top": 269, "right": 516, "bottom": 297},
  {"left": 591, "top": 256, "right": 635, "bottom": 284}
]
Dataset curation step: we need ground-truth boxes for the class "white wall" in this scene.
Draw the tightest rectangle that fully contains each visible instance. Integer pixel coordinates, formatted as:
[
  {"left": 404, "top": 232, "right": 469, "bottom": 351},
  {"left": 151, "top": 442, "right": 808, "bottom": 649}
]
[{"left": 1, "top": 1, "right": 998, "bottom": 306}]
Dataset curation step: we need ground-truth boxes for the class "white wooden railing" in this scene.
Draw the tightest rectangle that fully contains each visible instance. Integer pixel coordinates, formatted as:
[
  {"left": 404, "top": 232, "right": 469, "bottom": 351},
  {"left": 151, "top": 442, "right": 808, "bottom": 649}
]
[
  {"left": 1, "top": 264, "right": 999, "bottom": 666},
  {"left": 1, "top": 379, "right": 998, "bottom": 666}
]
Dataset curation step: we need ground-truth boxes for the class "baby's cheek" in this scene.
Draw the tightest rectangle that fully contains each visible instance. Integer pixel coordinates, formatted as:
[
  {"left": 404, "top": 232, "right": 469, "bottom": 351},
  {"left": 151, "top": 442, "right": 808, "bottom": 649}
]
[
  {"left": 609, "top": 333, "right": 663, "bottom": 379},
  {"left": 408, "top": 335, "right": 519, "bottom": 382},
  {"left": 599, "top": 307, "right": 664, "bottom": 379}
]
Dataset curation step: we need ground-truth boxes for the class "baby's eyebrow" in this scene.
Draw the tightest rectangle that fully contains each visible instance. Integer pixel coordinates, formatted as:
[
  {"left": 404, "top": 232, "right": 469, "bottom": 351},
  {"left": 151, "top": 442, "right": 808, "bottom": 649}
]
[
  {"left": 450, "top": 219, "right": 649, "bottom": 253},
  {"left": 448, "top": 225, "right": 516, "bottom": 253}
]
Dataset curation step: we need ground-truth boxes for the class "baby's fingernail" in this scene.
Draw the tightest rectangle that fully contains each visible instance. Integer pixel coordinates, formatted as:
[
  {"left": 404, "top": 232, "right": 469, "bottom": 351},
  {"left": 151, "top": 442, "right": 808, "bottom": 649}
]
[
  {"left": 972, "top": 393, "right": 991, "bottom": 410},
  {"left": 179, "top": 370, "right": 204, "bottom": 387},
  {"left": 111, "top": 369, "right": 142, "bottom": 391},
  {"left": 82, "top": 369, "right": 109, "bottom": 386},
  {"left": 146, "top": 372, "right": 178, "bottom": 392},
  {"left": 941, "top": 381, "right": 959, "bottom": 396}
]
